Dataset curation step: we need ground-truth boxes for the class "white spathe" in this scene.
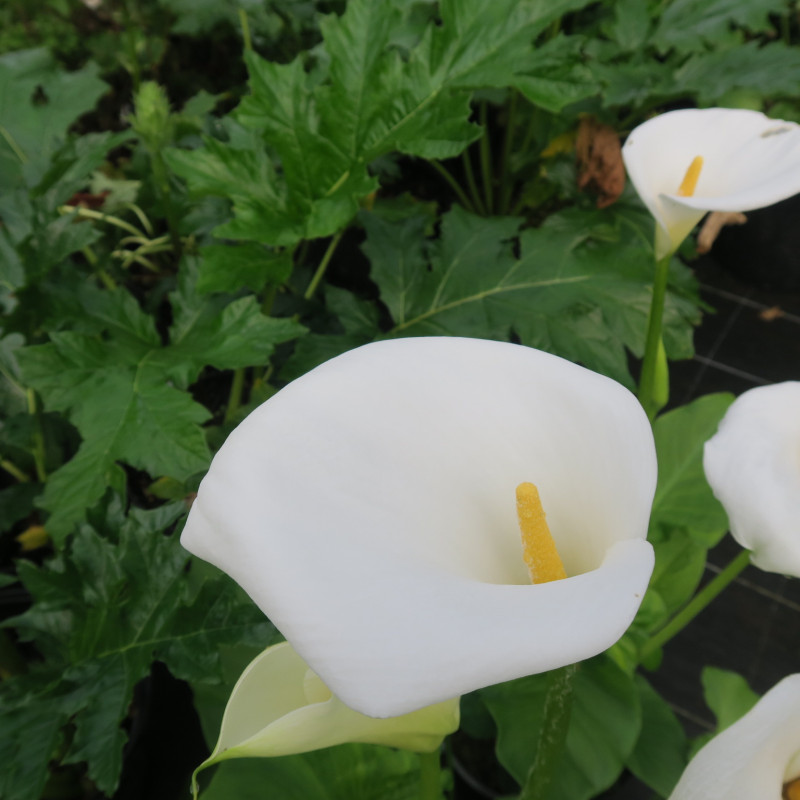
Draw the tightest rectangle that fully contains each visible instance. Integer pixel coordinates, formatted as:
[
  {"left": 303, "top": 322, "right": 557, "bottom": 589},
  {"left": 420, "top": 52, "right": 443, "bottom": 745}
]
[
  {"left": 704, "top": 382, "right": 800, "bottom": 577},
  {"left": 181, "top": 337, "right": 656, "bottom": 717},
  {"left": 622, "top": 108, "right": 800, "bottom": 259},
  {"left": 668, "top": 674, "right": 800, "bottom": 800},
  {"left": 203, "top": 641, "right": 460, "bottom": 765}
]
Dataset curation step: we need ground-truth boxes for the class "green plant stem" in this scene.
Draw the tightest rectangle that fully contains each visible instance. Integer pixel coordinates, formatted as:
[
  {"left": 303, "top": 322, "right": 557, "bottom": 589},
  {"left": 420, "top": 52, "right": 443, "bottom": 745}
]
[
  {"left": 461, "top": 151, "right": 486, "bottom": 215},
  {"left": 239, "top": 8, "right": 253, "bottom": 51},
  {"left": 479, "top": 101, "right": 494, "bottom": 214},
  {"left": 304, "top": 230, "right": 344, "bottom": 300},
  {"left": 519, "top": 104, "right": 539, "bottom": 159},
  {"left": 124, "top": 202, "right": 154, "bottom": 235},
  {"left": 121, "top": 0, "right": 142, "bottom": 91},
  {"left": 0, "top": 124, "right": 28, "bottom": 164},
  {"left": 418, "top": 750, "right": 442, "bottom": 800},
  {"left": 430, "top": 160, "right": 475, "bottom": 212},
  {"left": 151, "top": 152, "right": 182, "bottom": 258},
  {"left": 27, "top": 389, "right": 47, "bottom": 482},
  {"left": 637, "top": 253, "right": 672, "bottom": 420},
  {"left": 58, "top": 205, "right": 144, "bottom": 238},
  {"left": 224, "top": 368, "right": 246, "bottom": 425},
  {"left": 81, "top": 245, "right": 117, "bottom": 289},
  {"left": 0, "top": 631, "right": 27, "bottom": 679},
  {"left": 498, "top": 90, "right": 519, "bottom": 214},
  {"left": 519, "top": 664, "right": 578, "bottom": 800},
  {"left": 261, "top": 283, "right": 278, "bottom": 315},
  {"left": 1, "top": 458, "right": 29, "bottom": 483},
  {"left": 639, "top": 550, "right": 751, "bottom": 663},
  {"left": 111, "top": 250, "right": 161, "bottom": 272}
]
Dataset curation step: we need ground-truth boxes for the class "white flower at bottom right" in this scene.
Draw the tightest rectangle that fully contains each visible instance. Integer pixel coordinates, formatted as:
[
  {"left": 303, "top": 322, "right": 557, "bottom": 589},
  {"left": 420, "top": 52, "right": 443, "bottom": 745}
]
[
  {"left": 703, "top": 382, "right": 800, "bottom": 577},
  {"left": 669, "top": 674, "right": 800, "bottom": 800}
]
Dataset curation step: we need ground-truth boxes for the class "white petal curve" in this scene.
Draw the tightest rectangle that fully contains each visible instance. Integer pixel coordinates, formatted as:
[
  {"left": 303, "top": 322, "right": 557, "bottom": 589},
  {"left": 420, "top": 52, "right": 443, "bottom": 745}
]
[
  {"left": 669, "top": 674, "right": 800, "bottom": 800},
  {"left": 182, "top": 337, "right": 656, "bottom": 717},
  {"left": 704, "top": 382, "right": 800, "bottom": 577},
  {"left": 622, "top": 108, "right": 800, "bottom": 257},
  {"left": 207, "top": 641, "right": 459, "bottom": 762}
]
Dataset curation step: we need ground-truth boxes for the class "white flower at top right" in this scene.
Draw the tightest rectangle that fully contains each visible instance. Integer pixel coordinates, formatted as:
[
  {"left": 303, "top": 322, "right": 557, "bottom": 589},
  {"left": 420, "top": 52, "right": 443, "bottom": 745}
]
[
  {"left": 703, "top": 382, "right": 800, "bottom": 577},
  {"left": 622, "top": 108, "right": 800, "bottom": 259}
]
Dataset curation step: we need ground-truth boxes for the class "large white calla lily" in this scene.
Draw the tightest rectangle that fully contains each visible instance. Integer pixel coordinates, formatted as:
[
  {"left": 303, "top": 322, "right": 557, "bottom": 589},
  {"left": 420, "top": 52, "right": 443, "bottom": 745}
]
[
  {"left": 704, "top": 382, "right": 800, "bottom": 577},
  {"left": 181, "top": 337, "right": 656, "bottom": 718},
  {"left": 669, "top": 674, "right": 800, "bottom": 800},
  {"left": 622, "top": 108, "right": 800, "bottom": 258},
  {"left": 201, "top": 641, "right": 459, "bottom": 767}
]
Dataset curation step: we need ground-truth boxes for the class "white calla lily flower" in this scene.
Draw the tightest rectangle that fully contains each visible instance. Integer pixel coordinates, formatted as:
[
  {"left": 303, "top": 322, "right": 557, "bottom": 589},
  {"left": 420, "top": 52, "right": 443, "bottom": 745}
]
[
  {"left": 182, "top": 337, "right": 656, "bottom": 718},
  {"left": 202, "top": 641, "right": 459, "bottom": 767},
  {"left": 669, "top": 674, "right": 800, "bottom": 800},
  {"left": 704, "top": 382, "right": 800, "bottom": 577},
  {"left": 622, "top": 108, "right": 800, "bottom": 259}
]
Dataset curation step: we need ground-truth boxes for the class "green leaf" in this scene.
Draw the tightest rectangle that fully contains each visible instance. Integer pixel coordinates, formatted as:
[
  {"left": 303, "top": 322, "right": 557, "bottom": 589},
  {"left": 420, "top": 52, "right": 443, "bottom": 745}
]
[
  {"left": 169, "top": 0, "right": 597, "bottom": 245},
  {"left": 702, "top": 666, "right": 759, "bottom": 733},
  {"left": 0, "top": 49, "right": 107, "bottom": 189},
  {"left": 652, "top": 0, "right": 777, "bottom": 54},
  {"left": 673, "top": 41, "right": 800, "bottom": 104},
  {"left": 1, "top": 502, "right": 274, "bottom": 797},
  {"left": 650, "top": 393, "right": 734, "bottom": 545},
  {"left": 513, "top": 36, "right": 598, "bottom": 113},
  {"left": 689, "top": 667, "right": 760, "bottom": 757},
  {"left": 200, "top": 744, "right": 423, "bottom": 800},
  {"left": 19, "top": 274, "right": 303, "bottom": 538},
  {"left": 197, "top": 242, "right": 293, "bottom": 293},
  {"left": 649, "top": 528, "right": 708, "bottom": 617},
  {"left": 363, "top": 205, "right": 698, "bottom": 387},
  {"left": 0, "top": 483, "right": 41, "bottom": 532},
  {"left": 35, "top": 130, "right": 136, "bottom": 210},
  {"left": 483, "top": 656, "right": 641, "bottom": 800},
  {"left": 164, "top": 258, "right": 306, "bottom": 385},
  {"left": 0, "top": 690, "right": 65, "bottom": 800},
  {"left": 626, "top": 675, "right": 688, "bottom": 798},
  {"left": 159, "top": 0, "right": 268, "bottom": 35},
  {"left": 604, "top": 0, "right": 652, "bottom": 52}
]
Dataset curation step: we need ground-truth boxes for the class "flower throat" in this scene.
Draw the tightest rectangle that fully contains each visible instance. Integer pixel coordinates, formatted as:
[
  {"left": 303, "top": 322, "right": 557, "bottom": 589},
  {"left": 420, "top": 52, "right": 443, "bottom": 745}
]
[{"left": 516, "top": 482, "right": 567, "bottom": 584}]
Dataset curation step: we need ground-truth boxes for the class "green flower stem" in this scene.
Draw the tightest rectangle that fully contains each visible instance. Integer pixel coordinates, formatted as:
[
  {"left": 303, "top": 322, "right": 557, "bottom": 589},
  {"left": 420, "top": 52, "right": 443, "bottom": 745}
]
[
  {"left": 239, "top": 8, "right": 253, "bottom": 52},
  {"left": 461, "top": 150, "right": 486, "bottom": 216},
  {"left": 479, "top": 101, "right": 494, "bottom": 215},
  {"left": 498, "top": 90, "right": 519, "bottom": 214},
  {"left": 637, "top": 253, "right": 672, "bottom": 420},
  {"left": 304, "top": 230, "right": 344, "bottom": 300},
  {"left": 224, "top": 368, "right": 246, "bottom": 425},
  {"left": 639, "top": 549, "right": 751, "bottom": 663},
  {"left": 419, "top": 749, "right": 443, "bottom": 800},
  {"left": 27, "top": 389, "right": 47, "bottom": 482},
  {"left": 519, "top": 664, "right": 578, "bottom": 800},
  {"left": 430, "top": 160, "right": 475, "bottom": 213},
  {"left": 1, "top": 458, "right": 29, "bottom": 483}
]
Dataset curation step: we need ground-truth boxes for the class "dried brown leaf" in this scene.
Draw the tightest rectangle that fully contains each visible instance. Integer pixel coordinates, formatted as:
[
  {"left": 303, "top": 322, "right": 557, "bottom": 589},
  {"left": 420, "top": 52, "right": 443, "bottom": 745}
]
[{"left": 576, "top": 117, "right": 625, "bottom": 209}]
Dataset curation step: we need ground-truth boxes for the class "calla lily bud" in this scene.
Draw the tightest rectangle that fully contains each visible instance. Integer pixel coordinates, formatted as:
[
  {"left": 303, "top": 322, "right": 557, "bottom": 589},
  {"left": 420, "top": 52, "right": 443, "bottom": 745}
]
[
  {"left": 669, "top": 674, "right": 800, "bottom": 800},
  {"left": 199, "top": 641, "right": 460, "bottom": 769},
  {"left": 622, "top": 108, "right": 800, "bottom": 259},
  {"left": 182, "top": 337, "right": 656, "bottom": 717},
  {"left": 704, "top": 382, "right": 800, "bottom": 577}
]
